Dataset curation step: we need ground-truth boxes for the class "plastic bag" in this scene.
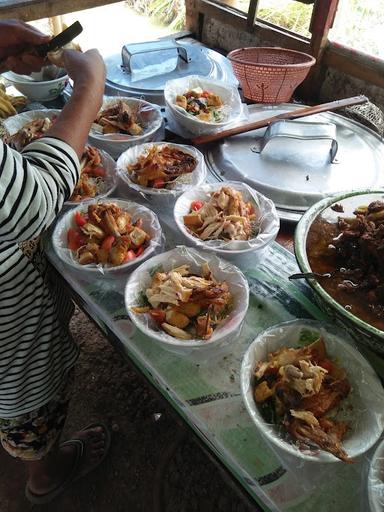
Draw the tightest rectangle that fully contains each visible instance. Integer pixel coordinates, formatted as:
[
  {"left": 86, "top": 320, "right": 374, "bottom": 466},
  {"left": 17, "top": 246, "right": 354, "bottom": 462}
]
[
  {"left": 2, "top": 108, "right": 60, "bottom": 137},
  {"left": 88, "top": 96, "right": 164, "bottom": 159},
  {"left": 368, "top": 439, "right": 384, "bottom": 512},
  {"left": 52, "top": 198, "right": 164, "bottom": 275},
  {"left": 116, "top": 142, "right": 207, "bottom": 203},
  {"left": 64, "top": 148, "right": 117, "bottom": 207},
  {"left": 125, "top": 246, "right": 249, "bottom": 357},
  {"left": 164, "top": 75, "right": 243, "bottom": 136},
  {"left": 173, "top": 181, "right": 280, "bottom": 265},
  {"left": 241, "top": 319, "right": 384, "bottom": 463}
]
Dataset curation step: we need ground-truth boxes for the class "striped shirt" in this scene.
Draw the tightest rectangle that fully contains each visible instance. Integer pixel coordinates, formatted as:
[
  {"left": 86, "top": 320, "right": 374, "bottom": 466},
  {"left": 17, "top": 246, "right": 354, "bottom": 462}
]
[{"left": 0, "top": 137, "right": 80, "bottom": 418}]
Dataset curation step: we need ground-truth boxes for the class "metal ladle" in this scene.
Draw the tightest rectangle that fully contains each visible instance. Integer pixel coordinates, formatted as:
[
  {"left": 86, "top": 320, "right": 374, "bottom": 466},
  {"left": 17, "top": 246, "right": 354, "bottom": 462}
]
[{"left": 289, "top": 271, "right": 333, "bottom": 281}]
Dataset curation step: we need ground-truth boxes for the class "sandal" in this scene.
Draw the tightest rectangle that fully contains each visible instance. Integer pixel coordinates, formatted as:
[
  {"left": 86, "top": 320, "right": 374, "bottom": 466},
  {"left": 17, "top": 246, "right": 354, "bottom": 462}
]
[{"left": 25, "top": 422, "right": 111, "bottom": 505}]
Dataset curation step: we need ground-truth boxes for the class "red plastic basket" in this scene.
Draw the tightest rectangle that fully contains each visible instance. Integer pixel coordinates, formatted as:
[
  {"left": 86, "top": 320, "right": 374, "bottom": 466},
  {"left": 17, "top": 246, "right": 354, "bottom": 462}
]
[{"left": 228, "top": 47, "right": 316, "bottom": 103}]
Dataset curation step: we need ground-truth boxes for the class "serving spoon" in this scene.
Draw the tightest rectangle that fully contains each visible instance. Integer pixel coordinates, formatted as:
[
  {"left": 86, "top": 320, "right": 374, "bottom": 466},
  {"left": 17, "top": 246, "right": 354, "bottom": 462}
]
[{"left": 289, "top": 271, "right": 334, "bottom": 281}]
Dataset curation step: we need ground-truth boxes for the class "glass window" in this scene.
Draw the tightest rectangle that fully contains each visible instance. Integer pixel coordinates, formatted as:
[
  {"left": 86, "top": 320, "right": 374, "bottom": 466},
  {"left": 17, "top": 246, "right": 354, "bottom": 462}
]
[
  {"left": 256, "top": 0, "right": 313, "bottom": 38},
  {"left": 329, "top": 0, "right": 384, "bottom": 58}
]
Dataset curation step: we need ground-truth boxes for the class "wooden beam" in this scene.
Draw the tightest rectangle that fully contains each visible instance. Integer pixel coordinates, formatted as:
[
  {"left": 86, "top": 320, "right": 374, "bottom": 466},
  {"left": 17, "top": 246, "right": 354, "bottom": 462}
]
[
  {"left": 0, "top": 0, "right": 122, "bottom": 22},
  {"left": 246, "top": 0, "right": 259, "bottom": 30},
  {"left": 324, "top": 44, "right": 384, "bottom": 89}
]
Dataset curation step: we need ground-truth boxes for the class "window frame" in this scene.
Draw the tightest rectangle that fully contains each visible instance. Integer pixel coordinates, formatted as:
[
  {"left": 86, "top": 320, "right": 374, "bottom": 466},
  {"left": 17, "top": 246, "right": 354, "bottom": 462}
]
[{"left": 193, "top": 0, "right": 384, "bottom": 89}]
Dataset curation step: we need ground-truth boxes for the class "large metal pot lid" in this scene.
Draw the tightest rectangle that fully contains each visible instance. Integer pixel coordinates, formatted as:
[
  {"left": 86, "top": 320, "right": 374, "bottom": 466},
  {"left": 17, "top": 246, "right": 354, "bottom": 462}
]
[
  {"left": 104, "top": 38, "right": 237, "bottom": 105},
  {"left": 205, "top": 103, "right": 384, "bottom": 222}
]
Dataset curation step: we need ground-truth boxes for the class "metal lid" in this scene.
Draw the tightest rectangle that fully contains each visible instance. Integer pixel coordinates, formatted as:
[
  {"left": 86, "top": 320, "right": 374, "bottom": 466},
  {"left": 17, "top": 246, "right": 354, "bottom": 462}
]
[
  {"left": 104, "top": 39, "right": 237, "bottom": 105},
  {"left": 206, "top": 103, "right": 384, "bottom": 222}
]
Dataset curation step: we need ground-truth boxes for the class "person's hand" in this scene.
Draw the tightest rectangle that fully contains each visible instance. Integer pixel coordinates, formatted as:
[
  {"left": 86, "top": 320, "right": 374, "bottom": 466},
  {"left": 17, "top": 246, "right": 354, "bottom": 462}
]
[
  {"left": 0, "top": 19, "right": 50, "bottom": 74},
  {"left": 48, "top": 48, "right": 106, "bottom": 87}
]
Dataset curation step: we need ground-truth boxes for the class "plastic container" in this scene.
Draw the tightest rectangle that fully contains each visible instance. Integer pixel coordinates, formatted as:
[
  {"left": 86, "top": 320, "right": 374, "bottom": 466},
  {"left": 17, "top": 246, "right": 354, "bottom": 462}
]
[
  {"left": 3, "top": 109, "right": 61, "bottom": 140},
  {"left": 88, "top": 96, "right": 164, "bottom": 159},
  {"left": 228, "top": 47, "right": 316, "bottom": 103},
  {"left": 164, "top": 75, "right": 242, "bottom": 136},
  {"left": 173, "top": 181, "right": 279, "bottom": 265},
  {"left": 52, "top": 198, "right": 163, "bottom": 275},
  {"left": 64, "top": 148, "right": 117, "bottom": 207},
  {"left": 116, "top": 142, "right": 207, "bottom": 206},
  {"left": 241, "top": 319, "right": 384, "bottom": 463},
  {"left": 125, "top": 246, "right": 249, "bottom": 357}
]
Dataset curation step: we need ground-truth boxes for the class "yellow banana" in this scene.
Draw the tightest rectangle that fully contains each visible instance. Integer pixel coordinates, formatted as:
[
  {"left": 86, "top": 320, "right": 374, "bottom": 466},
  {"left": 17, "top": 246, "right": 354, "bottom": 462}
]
[
  {"left": 10, "top": 96, "right": 27, "bottom": 107},
  {"left": 0, "top": 97, "right": 17, "bottom": 117}
]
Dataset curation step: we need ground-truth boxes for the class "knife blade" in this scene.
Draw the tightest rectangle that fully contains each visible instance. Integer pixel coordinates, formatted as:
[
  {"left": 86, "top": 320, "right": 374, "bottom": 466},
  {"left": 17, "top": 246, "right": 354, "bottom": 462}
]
[{"left": 35, "top": 21, "right": 83, "bottom": 57}]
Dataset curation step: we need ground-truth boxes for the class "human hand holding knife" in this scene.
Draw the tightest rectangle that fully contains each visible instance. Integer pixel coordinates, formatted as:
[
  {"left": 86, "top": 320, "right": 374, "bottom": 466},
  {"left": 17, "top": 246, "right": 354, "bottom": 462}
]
[{"left": 0, "top": 21, "right": 83, "bottom": 75}]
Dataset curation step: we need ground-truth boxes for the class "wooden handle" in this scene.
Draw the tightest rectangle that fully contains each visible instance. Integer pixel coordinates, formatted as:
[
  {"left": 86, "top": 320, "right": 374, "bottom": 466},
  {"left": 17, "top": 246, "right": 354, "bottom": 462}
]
[{"left": 192, "top": 95, "right": 369, "bottom": 145}]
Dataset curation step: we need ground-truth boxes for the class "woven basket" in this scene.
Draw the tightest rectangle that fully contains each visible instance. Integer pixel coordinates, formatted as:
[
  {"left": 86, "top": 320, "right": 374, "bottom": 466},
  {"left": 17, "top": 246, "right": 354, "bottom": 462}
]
[{"left": 228, "top": 47, "right": 316, "bottom": 103}]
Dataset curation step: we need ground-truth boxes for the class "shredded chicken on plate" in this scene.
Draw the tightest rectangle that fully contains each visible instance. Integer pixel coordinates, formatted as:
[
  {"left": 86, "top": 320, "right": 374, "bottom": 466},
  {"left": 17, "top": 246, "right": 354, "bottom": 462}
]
[
  {"left": 95, "top": 100, "right": 143, "bottom": 135},
  {"left": 5, "top": 116, "right": 56, "bottom": 151},
  {"left": 253, "top": 336, "right": 353, "bottom": 463},
  {"left": 183, "top": 187, "right": 258, "bottom": 241},
  {"left": 131, "top": 263, "right": 232, "bottom": 340},
  {"left": 69, "top": 146, "right": 107, "bottom": 202}
]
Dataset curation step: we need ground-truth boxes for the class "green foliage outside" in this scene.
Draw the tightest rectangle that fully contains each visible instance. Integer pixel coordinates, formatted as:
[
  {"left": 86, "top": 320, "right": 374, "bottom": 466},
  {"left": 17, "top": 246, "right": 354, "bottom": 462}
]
[{"left": 125, "top": 0, "right": 186, "bottom": 31}]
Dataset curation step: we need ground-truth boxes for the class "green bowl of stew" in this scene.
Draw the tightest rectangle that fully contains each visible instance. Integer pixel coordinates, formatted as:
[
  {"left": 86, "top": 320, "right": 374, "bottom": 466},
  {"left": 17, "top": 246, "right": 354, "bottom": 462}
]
[{"left": 295, "top": 190, "right": 384, "bottom": 355}]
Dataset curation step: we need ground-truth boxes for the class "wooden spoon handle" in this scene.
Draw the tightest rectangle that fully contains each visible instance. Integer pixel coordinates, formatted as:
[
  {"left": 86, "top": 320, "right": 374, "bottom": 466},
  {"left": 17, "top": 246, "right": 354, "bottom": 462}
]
[{"left": 192, "top": 95, "right": 369, "bottom": 145}]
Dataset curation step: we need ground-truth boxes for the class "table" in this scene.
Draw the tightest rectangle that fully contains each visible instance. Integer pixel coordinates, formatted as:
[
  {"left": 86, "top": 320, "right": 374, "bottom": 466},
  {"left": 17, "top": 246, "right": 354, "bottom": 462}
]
[{"left": 45, "top": 163, "right": 384, "bottom": 512}]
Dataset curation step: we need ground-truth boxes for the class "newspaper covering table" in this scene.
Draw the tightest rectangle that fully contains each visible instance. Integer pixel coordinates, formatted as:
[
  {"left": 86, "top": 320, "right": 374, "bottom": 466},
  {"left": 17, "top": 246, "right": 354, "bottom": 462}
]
[{"left": 46, "top": 176, "right": 384, "bottom": 512}]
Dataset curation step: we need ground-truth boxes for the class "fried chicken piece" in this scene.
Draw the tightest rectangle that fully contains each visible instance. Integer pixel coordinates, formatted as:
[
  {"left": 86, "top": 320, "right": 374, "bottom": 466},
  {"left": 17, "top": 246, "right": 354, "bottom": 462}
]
[{"left": 286, "top": 418, "right": 353, "bottom": 463}]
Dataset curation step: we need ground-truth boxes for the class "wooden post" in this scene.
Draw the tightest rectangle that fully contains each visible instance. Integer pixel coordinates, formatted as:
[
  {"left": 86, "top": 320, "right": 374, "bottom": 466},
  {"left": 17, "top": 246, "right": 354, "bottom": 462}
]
[
  {"left": 247, "top": 0, "right": 260, "bottom": 30},
  {"left": 49, "top": 15, "right": 64, "bottom": 36},
  {"left": 299, "top": 0, "right": 340, "bottom": 99}
]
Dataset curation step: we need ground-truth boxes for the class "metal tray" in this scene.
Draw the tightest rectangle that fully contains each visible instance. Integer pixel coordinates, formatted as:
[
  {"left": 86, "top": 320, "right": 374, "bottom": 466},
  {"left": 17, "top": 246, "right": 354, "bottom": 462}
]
[
  {"left": 205, "top": 103, "right": 384, "bottom": 222},
  {"left": 104, "top": 38, "right": 237, "bottom": 105}
]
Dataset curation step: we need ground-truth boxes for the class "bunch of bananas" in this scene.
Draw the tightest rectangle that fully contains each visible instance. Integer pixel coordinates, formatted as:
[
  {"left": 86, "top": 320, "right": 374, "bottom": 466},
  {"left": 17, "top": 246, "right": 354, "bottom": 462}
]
[{"left": 0, "top": 83, "right": 27, "bottom": 119}]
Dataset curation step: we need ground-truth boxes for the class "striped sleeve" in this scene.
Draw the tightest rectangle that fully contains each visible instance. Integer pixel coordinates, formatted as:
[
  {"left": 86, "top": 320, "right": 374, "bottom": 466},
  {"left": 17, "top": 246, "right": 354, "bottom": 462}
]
[{"left": 0, "top": 137, "right": 80, "bottom": 244}]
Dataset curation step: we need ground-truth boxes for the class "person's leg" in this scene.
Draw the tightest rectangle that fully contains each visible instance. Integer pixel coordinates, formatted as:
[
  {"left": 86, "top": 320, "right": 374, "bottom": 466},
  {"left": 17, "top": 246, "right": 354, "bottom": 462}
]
[
  {"left": 0, "top": 371, "right": 109, "bottom": 498},
  {"left": 25, "top": 427, "right": 106, "bottom": 495}
]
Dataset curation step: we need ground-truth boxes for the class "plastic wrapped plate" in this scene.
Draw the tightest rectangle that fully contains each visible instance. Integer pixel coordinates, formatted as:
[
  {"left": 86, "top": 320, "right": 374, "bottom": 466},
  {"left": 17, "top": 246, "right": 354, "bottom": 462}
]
[
  {"left": 173, "top": 181, "right": 279, "bottom": 265},
  {"left": 164, "top": 75, "right": 242, "bottom": 136},
  {"left": 241, "top": 319, "right": 384, "bottom": 463},
  {"left": 88, "top": 96, "right": 164, "bottom": 159},
  {"left": 52, "top": 198, "right": 163, "bottom": 275},
  {"left": 368, "top": 439, "right": 384, "bottom": 512},
  {"left": 64, "top": 148, "right": 117, "bottom": 207},
  {"left": 3, "top": 109, "right": 61, "bottom": 139},
  {"left": 125, "top": 246, "right": 249, "bottom": 357},
  {"left": 116, "top": 142, "right": 206, "bottom": 203}
]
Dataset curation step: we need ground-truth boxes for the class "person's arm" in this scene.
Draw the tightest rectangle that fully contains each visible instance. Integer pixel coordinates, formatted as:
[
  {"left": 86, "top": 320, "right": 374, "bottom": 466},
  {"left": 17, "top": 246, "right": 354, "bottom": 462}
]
[{"left": 45, "top": 49, "right": 106, "bottom": 157}]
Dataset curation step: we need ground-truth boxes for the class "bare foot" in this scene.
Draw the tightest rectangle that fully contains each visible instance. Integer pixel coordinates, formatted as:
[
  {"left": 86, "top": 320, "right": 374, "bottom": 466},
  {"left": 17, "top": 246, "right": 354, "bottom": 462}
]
[{"left": 27, "top": 426, "right": 108, "bottom": 496}]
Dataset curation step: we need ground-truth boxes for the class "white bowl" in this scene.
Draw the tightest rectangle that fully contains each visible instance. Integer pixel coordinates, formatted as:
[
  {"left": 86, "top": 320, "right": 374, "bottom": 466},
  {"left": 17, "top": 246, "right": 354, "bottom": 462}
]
[
  {"left": 164, "top": 75, "right": 242, "bottom": 136},
  {"left": 3, "top": 109, "right": 61, "bottom": 140},
  {"left": 52, "top": 198, "right": 163, "bottom": 275},
  {"left": 116, "top": 142, "right": 207, "bottom": 203},
  {"left": 173, "top": 181, "right": 279, "bottom": 264},
  {"left": 241, "top": 319, "right": 384, "bottom": 463},
  {"left": 88, "top": 96, "right": 164, "bottom": 159},
  {"left": 3, "top": 70, "right": 68, "bottom": 101},
  {"left": 368, "top": 438, "right": 384, "bottom": 512},
  {"left": 64, "top": 148, "right": 117, "bottom": 207},
  {"left": 125, "top": 246, "right": 249, "bottom": 357}
]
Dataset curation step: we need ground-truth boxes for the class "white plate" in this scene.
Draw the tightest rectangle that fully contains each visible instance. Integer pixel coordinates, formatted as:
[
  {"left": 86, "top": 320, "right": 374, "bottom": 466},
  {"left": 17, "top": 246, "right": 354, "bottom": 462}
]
[
  {"left": 241, "top": 319, "right": 384, "bottom": 463},
  {"left": 125, "top": 246, "right": 249, "bottom": 357},
  {"left": 52, "top": 198, "right": 163, "bottom": 275}
]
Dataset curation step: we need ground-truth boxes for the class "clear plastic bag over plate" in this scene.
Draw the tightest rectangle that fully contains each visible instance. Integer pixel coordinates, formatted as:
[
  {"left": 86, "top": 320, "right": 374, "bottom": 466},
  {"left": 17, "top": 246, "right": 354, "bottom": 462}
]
[
  {"left": 116, "top": 142, "right": 207, "bottom": 205},
  {"left": 164, "top": 74, "right": 243, "bottom": 136},
  {"left": 125, "top": 246, "right": 249, "bottom": 358},
  {"left": 173, "top": 180, "right": 280, "bottom": 265},
  {"left": 241, "top": 319, "right": 384, "bottom": 464},
  {"left": 88, "top": 96, "right": 164, "bottom": 159},
  {"left": 52, "top": 198, "right": 164, "bottom": 276}
]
